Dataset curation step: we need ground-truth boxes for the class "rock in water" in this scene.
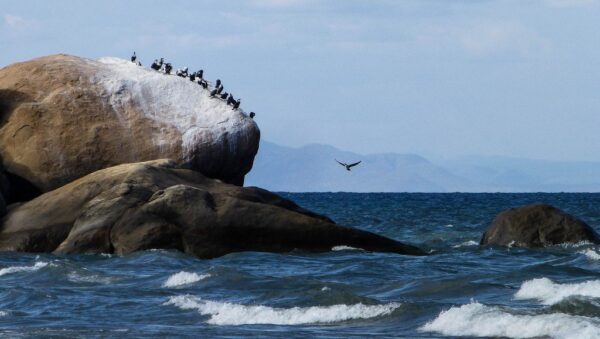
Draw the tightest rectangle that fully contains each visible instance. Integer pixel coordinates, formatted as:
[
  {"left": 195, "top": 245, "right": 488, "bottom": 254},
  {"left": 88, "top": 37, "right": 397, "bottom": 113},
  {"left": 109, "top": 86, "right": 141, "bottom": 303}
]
[
  {"left": 480, "top": 204, "right": 600, "bottom": 247},
  {"left": 0, "top": 54, "right": 259, "bottom": 193},
  {"left": 0, "top": 160, "right": 425, "bottom": 258}
]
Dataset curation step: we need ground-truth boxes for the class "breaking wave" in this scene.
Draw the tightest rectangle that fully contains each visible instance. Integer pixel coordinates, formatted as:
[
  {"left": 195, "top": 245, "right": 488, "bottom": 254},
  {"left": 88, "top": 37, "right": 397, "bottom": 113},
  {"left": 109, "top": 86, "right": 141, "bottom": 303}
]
[
  {"left": 516, "top": 278, "right": 600, "bottom": 305},
  {"left": 162, "top": 272, "right": 211, "bottom": 288},
  {"left": 0, "top": 261, "right": 49, "bottom": 277},
  {"left": 580, "top": 249, "right": 600, "bottom": 260},
  {"left": 421, "top": 301, "right": 600, "bottom": 339},
  {"left": 165, "top": 295, "right": 400, "bottom": 325}
]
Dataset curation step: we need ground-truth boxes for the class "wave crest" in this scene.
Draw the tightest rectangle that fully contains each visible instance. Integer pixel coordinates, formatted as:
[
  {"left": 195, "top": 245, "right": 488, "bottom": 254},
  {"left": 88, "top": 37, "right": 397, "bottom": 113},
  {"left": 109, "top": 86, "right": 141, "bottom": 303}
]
[
  {"left": 165, "top": 295, "right": 400, "bottom": 325},
  {"left": 0, "top": 261, "right": 49, "bottom": 277},
  {"left": 421, "top": 301, "right": 600, "bottom": 339},
  {"left": 516, "top": 278, "right": 600, "bottom": 305},
  {"left": 580, "top": 249, "right": 600, "bottom": 260},
  {"left": 162, "top": 272, "right": 211, "bottom": 288}
]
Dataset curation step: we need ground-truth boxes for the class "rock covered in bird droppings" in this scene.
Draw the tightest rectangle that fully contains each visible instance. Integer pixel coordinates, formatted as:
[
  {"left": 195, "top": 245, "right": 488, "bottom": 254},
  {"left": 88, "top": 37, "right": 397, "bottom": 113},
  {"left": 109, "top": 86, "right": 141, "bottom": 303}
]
[{"left": 0, "top": 54, "right": 259, "bottom": 193}]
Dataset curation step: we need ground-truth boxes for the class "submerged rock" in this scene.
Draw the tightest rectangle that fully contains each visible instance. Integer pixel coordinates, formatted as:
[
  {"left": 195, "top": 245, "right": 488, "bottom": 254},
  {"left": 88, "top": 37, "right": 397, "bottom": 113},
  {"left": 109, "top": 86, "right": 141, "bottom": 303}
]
[
  {"left": 0, "top": 54, "right": 259, "bottom": 194},
  {"left": 480, "top": 204, "right": 600, "bottom": 247},
  {"left": 0, "top": 160, "right": 424, "bottom": 258}
]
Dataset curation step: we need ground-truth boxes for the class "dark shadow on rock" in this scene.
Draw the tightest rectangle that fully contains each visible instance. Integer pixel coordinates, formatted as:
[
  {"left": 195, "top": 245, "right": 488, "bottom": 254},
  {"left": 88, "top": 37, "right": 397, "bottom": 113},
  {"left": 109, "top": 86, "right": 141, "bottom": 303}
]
[
  {"left": 2, "top": 170, "right": 42, "bottom": 204},
  {"left": 0, "top": 89, "right": 31, "bottom": 125}
]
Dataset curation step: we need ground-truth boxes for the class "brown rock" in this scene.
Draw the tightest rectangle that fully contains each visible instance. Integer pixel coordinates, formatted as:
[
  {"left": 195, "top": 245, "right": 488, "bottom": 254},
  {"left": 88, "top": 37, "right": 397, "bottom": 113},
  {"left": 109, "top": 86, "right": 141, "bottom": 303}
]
[
  {"left": 0, "top": 160, "right": 425, "bottom": 258},
  {"left": 480, "top": 204, "right": 600, "bottom": 247},
  {"left": 0, "top": 54, "right": 259, "bottom": 192}
]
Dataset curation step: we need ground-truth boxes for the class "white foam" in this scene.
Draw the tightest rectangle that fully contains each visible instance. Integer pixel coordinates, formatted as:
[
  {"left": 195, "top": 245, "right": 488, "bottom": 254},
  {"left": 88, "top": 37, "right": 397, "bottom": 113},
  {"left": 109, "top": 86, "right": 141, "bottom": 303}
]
[
  {"left": 580, "top": 249, "right": 600, "bottom": 260},
  {"left": 331, "top": 245, "right": 361, "bottom": 251},
  {"left": 0, "top": 311, "right": 8, "bottom": 317},
  {"left": 557, "top": 241, "right": 594, "bottom": 249},
  {"left": 515, "top": 277, "right": 600, "bottom": 305},
  {"left": 0, "top": 261, "right": 49, "bottom": 277},
  {"left": 93, "top": 57, "right": 254, "bottom": 159},
  {"left": 453, "top": 240, "right": 479, "bottom": 248},
  {"left": 421, "top": 301, "right": 600, "bottom": 339},
  {"left": 165, "top": 295, "right": 400, "bottom": 325},
  {"left": 67, "top": 272, "right": 114, "bottom": 284},
  {"left": 162, "top": 271, "right": 211, "bottom": 288}
]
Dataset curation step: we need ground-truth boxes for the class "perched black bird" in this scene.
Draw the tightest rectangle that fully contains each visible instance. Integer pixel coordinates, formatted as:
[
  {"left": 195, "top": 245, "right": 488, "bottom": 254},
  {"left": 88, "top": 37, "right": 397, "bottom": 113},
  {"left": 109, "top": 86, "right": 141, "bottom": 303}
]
[
  {"left": 210, "top": 89, "right": 218, "bottom": 97},
  {"left": 215, "top": 79, "right": 221, "bottom": 88},
  {"left": 165, "top": 63, "right": 173, "bottom": 74},
  {"left": 232, "top": 99, "right": 241, "bottom": 109},
  {"left": 190, "top": 73, "right": 196, "bottom": 81},
  {"left": 176, "top": 67, "right": 188, "bottom": 77},
  {"left": 227, "top": 94, "right": 235, "bottom": 105},
  {"left": 220, "top": 92, "right": 228, "bottom": 99},
  {"left": 198, "top": 70, "right": 204, "bottom": 79},
  {"left": 217, "top": 85, "right": 224, "bottom": 94},
  {"left": 131, "top": 52, "right": 137, "bottom": 63},
  {"left": 249, "top": 112, "right": 255, "bottom": 119},
  {"left": 201, "top": 81, "right": 208, "bottom": 89},
  {"left": 151, "top": 59, "right": 160, "bottom": 70},
  {"left": 335, "top": 159, "right": 362, "bottom": 171}
]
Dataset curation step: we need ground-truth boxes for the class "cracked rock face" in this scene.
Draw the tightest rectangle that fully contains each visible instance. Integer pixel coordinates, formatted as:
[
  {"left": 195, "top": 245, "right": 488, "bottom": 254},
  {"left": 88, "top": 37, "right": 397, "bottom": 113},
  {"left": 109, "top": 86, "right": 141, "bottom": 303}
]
[
  {"left": 0, "top": 160, "right": 425, "bottom": 258},
  {"left": 0, "top": 54, "right": 259, "bottom": 193}
]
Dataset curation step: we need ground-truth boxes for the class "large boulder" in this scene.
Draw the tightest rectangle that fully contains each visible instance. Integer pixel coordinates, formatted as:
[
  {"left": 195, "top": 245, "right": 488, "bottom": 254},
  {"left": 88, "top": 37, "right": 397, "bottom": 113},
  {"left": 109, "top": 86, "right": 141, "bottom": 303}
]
[
  {"left": 0, "top": 54, "right": 259, "bottom": 192},
  {"left": 480, "top": 204, "right": 600, "bottom": 247},
  {"left": 0, "top": 160, "right": 424, "bottom": 258}
]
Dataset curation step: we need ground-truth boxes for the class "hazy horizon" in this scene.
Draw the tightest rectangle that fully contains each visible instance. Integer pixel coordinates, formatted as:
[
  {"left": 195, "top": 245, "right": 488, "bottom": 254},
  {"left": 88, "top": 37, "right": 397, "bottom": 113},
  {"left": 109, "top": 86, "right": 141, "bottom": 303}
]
[
  {"left": 3, "top": 0, "right": 600, "bottom": 161},
  {"left": 246, "top": 140, "right": 600, "bottom": 192}
]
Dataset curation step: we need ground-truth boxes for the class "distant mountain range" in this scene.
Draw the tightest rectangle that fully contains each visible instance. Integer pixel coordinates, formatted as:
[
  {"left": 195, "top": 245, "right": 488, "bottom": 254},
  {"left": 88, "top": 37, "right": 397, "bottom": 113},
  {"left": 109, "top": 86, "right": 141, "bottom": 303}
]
[{"left": 245, "top": 141, "right": 600, "bottom": 192}]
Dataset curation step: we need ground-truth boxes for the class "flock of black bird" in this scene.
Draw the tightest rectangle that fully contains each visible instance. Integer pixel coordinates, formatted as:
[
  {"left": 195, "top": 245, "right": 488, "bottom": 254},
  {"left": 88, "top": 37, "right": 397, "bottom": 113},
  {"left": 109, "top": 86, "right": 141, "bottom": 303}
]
[
  {"left": 129, "top": 53, "right": 361, "bottom": 170},
  {"left": 130, "top": 52, "right": 255, "bottom": 119}
]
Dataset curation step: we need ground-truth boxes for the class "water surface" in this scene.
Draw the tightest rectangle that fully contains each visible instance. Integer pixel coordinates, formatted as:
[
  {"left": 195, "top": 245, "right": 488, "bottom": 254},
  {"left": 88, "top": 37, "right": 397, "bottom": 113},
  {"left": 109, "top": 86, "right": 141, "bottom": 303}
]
[{"left": 1, "top": 193, "right": 600, "bottom": 338}]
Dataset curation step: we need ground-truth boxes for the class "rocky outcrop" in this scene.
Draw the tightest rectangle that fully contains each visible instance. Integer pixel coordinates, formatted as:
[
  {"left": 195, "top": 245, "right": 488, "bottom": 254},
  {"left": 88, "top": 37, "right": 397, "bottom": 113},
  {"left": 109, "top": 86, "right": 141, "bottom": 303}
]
[
  {"left": 0, "top": 160, "right": 424, "bottom": 258},
  {"left": 0, "top": 54, "right": 259, "bottom": 194},
  {"left": 480, "top": 204, "right": 600, "bottom": 247}
]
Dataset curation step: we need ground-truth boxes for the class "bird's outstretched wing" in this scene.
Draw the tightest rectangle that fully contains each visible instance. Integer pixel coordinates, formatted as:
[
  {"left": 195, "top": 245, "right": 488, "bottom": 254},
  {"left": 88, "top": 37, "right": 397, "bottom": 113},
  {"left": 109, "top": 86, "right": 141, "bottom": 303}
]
[
  {"left": 347, "top": 161, "right": 362, "bottom": 168},
  {"left": 335, "top": 159, "right": 347, "bottom": 167}
]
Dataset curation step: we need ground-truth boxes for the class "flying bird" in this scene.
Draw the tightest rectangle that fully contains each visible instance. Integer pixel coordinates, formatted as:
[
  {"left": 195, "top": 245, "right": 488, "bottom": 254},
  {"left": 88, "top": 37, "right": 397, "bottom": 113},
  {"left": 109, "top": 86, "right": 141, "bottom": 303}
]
[{"left": 336, "top": 159, "right": 361, "bottom": 171}]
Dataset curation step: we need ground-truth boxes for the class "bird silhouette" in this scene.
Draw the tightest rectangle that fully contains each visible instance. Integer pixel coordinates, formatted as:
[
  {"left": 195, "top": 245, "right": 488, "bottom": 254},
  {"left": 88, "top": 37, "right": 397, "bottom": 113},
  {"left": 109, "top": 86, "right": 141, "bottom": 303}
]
[{"left": 335, "top": 159, "right": 361, "bottom": 171}]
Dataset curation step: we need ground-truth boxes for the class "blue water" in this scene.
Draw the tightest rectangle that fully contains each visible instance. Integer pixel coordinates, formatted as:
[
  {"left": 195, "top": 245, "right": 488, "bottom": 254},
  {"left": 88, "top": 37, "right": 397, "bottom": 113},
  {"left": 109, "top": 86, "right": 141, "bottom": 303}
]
[{"left": 2, "top": 193, "right": 600, "bottom": 338}]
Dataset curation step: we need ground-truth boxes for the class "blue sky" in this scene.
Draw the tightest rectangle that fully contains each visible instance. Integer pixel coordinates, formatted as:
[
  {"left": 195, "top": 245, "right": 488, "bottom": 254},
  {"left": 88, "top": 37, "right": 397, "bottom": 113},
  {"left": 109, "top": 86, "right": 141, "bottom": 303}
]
[{"left": 2, "top": 0, "right": 600, "bottom": 161}]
